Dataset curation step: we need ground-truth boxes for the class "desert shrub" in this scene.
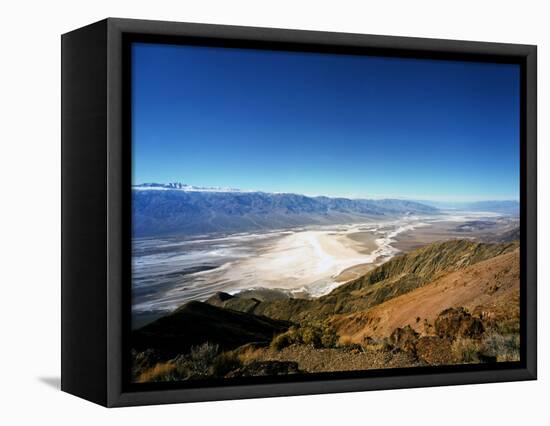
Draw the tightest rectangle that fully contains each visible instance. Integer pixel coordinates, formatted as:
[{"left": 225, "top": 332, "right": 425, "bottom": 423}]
[
  {"left": 135, "top": 353, "right": 198, "bottom": 383},
  {"left": 271, "top": 322, "right": 339, "bottom": 351},
  {"left": 211, "top": 351, "right": 242, "bottom": 377},
  {"left": 131, "top": 349, "right": 163, "bottom": 380},
  {"left": 271, "top": 330, "right": 298, "bottom": 350},
  {"left": 235, "top": 344, "right": 265, "bottom": 364},
  {"left": 135, "top": 342, "right": 242, "bottom": 382},
  {"left": 302, "top": 321, "right": 339, "bottom": 348},
  {"left": 481, "top": 332, "right": 520, "bottom": 362},
  {"left": 344, "top": 343, "right": 364, "bottom": 354},
  {"left": 188, "top": 342, "right": 220, "bottom": 375},
  {"left": 492, "top": 319, "right": 520, "bottom": 335},
  {"left": 301, "top": 326, "right": 323, "bottom": 348},
  {"left": 271, "top": 326, "right": 302, "bottom": 350},
  {"left": 339, "top": 335, "right": 378, "bottom": 351},
  {"left": 320, "top": 327, "right": 338, "bottom": 348},
  {"left": 452, "top": 337, "right": 481, "bottom": 363},
  {"left": 362, "top": 337, "right": 387, "bottom": 352}
]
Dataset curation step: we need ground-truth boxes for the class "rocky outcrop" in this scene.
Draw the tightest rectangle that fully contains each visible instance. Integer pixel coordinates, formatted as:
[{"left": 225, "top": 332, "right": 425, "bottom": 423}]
[
  {"left": 385, "top": 308, "right": 487, "bottom": 365},
  {"left": 434, "top": 307, "right": 484, "bottom": 339},
  {"left": 387, "top": 326, "right": 419, "bottom": 354}
]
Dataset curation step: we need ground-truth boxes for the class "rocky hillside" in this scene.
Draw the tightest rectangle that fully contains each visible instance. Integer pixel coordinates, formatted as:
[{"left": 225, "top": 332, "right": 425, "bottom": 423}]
[
  {"left": 207, "top": 240, "right": 518, "bottom": 322},
  {"left": 323, "top": 239, "right": 518, "bottom": 313},
  {"left": 132, "top": 238, "right": 521, "bottom": 381},
  {"left": 331, "top": 248, "right": 519, "bottom": 341}
]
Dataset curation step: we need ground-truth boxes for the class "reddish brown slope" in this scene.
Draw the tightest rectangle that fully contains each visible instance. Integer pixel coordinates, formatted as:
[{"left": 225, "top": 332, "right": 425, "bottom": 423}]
[{"left": 331, "top": 248, "right": 519, "bottom": 342}]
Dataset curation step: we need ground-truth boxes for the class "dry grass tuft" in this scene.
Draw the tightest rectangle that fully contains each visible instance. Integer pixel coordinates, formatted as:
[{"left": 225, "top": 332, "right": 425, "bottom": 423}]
[
  {"left": 136, "top": 361, "right": 176, "bottom": 383},
  {"left": 451, "top": 337, "right": 481, "bottom": 363},
  {"left": 338, "top": 335, "right": 355, "bottom": 347},
  {"left": 237, "top": 346, "right": 265, "bottom": 364}
]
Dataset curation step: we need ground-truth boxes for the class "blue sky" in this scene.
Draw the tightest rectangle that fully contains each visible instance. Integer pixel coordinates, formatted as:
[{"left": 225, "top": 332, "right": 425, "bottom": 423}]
[{"left": 132, "top": 43, "right": 520, "bottom": 202}]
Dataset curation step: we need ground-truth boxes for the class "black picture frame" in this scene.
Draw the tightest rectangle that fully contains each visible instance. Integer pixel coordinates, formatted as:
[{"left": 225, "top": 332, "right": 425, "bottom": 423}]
[{"left": 61, "top": 17, "right": 537, "bottom": 407}]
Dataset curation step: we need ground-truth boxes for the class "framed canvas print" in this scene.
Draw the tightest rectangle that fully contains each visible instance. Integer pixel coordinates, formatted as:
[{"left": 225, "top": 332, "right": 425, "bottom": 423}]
[{"left": 61, "top": 18, "right": 537, "bottom": 407}]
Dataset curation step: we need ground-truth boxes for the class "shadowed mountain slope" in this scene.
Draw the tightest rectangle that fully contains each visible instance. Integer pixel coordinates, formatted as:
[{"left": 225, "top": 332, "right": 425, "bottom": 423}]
[{"left": 133, "top": 301, "right": 291, "bottom": 358}]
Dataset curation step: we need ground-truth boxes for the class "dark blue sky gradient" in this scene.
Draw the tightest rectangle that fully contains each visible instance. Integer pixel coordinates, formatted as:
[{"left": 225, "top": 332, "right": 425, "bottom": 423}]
[{"left": 132, "top": 43, "right": 520, "bottom": 201}]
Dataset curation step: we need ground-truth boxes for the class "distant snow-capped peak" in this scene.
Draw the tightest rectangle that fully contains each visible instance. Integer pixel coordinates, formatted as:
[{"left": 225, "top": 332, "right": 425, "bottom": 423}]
[{"left": 133, "top": 182, "right": 252, "bottom": 193}]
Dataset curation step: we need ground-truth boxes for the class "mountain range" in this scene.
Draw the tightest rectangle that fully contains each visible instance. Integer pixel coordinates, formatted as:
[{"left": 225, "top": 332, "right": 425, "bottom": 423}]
[{"left": 132, "top": 183, "right": 439, "bottom": 237}]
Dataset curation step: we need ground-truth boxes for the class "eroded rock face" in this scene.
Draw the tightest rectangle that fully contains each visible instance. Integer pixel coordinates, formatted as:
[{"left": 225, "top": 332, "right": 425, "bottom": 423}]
[
  {"left": 387, "top": 325, "right": 419, "bottom": 353},
  {"left": 386, "top": 308, "right": 486, "bottom": 365},
  {"left": 225, "top": 361, "right": 302, "bottom": 378},
  {"left": 434, "top": 307, "right": 484, "bottom": 339}
]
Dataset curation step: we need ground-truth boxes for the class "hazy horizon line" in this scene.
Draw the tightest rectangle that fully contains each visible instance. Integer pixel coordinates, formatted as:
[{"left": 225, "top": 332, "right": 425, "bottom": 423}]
[{"left": 133, "top": 182, "right": 519, "bottom": 204}]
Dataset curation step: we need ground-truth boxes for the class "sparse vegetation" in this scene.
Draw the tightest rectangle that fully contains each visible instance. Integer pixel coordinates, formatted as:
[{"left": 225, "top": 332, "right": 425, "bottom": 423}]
[
  {"left": 136, "top": 361, "right": 176, "bottom": 383},
  {"left": 450, "top": 331, "right": 520, "bottom": 364},
  {"left": 270, "top": 327, "right": 301, "bottom": 350},
  {"left": 134, "top": 342, "right": 245, "bottom": 382},
  {"left": 132, "top": 240, "right": 521, "bottom": 382},
  {"left": 481, "top": 332, "right": 520, "bottom": 362},
  {"left": 451, "top": 337, "right": 482, "bottom": 363},
  {"left": 211, "top": 351, "right": 243, "bottom": 377},
  {"left": 235, "top": 344, "right": 266, "bottom": 364},
  {"left": 188, "top": 342, "right": 220, "bottom": 375},
  {"left": 270, "top": 321, "right": 338, "bottom": 351}
]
